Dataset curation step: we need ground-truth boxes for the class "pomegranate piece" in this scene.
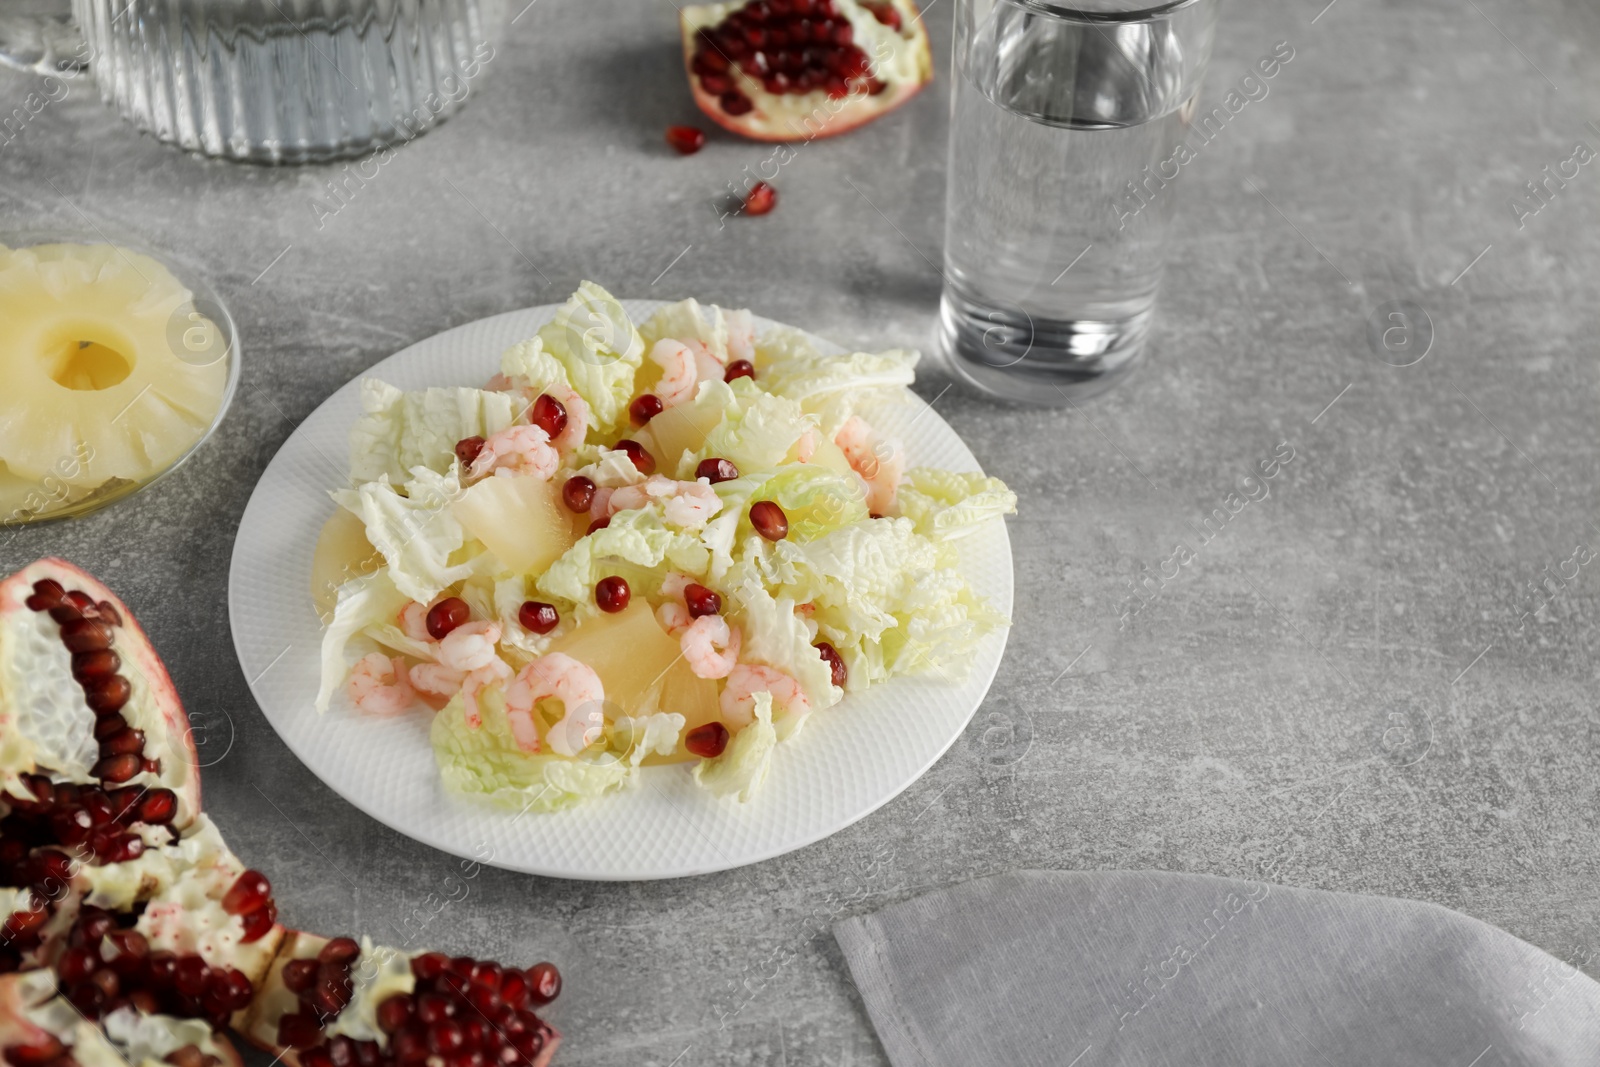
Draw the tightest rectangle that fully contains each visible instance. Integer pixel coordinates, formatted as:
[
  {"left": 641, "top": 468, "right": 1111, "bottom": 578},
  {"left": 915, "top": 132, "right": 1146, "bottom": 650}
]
[
  {"left": 454, "top": 436, "right": 486, "bottom": 468},
  {"left": 749, "top": 500, "right": 789, "bottom": 540},
  {"left": 518, "top": 601, "right": 560, "bottom": 635},
  {"left": 222, "top": 870, "right": 272, "bottom": 915},
  {"left": 425, "top": 597, "right": 471, "bottom": 640},
  {"left": 743, "top": 181, "right": 777, "bottom": 216},
  {"left": 665, "top": 124, "right": 707, "bottom": 154},
  {"left": 723, "top": 359, "right": 755, "bottom": 382},
  {"left": 562, "top": 474, "right": 596, "bottom": 513},
  {"left": 695, "top": 457, "right": 739, "bottom": 483},
  {"left": 613, "top": 438, "right": 656, "bottom": 475},
  {"left": 529, "top": 393, "right": 568, "bottom": 440},
  {"left": 685, "top": 721, "right": 730, "bottom": 759},
  {"left": 629, "top": 393, "right": 665, "bottom": 425},
  {"left": 680, "top": 0, "right": 932, "bottom": 141},
  {"left": 815, "top": 641, "right": 847, "bottom": 687},
  {"left": 683, "top": 584, "right": 722, "bottom": 618},
  {"left": 595, "top": 576, "right": 631, "bottom": 614}
]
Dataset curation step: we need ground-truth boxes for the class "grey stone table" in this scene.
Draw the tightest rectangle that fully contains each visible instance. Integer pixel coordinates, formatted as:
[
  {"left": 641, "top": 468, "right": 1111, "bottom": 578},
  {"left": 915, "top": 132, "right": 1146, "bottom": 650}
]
[{"left": 3, "top": 0, "right": 1598, "bottom": 1062}]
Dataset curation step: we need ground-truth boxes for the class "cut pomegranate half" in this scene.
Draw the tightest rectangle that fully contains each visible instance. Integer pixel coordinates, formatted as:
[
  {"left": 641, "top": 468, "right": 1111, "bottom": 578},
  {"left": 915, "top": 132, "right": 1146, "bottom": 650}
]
[{"left": 680, "top": 0, "right": 933, "bottom": 142}]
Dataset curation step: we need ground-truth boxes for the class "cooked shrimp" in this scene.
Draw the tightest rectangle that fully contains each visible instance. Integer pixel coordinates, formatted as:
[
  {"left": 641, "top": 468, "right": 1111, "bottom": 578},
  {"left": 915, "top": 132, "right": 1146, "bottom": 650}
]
[
  {"left": 607, "top": 475, "right": 721, "bottom": 529},
  {"left": 460, "top": 658, "right": 512, "bottom": 729},
  {"left": 726, "top": 308, "right": 755, "bottom": 365},
  {"left": 794, "top": 426, "right": 817, "bottom": 464},
  {"left": 409, "top": 662, "right": 466, "bottom": 698},
  {"left": 656, "top": 602, "right": 692, "bottom": 637},
  {"left": 650, "top": 339, "right": 701, "bottom": 407},
  {"left": 720, "top": 663, "right": 809, "bottom": 729},
  {"left": 505, "top": 652, "right": 607, "bottom": 757},
  {"left": 660, "top": 571, "right": 696, "bottom": 601},
  {"left": 398, "top": 602, "right": 432, "bottom": 643},
  {"left": 437, "top": 621, "right": 503, "bottom": 672},
  {"left": 348, "top": 653, "right": 417, "bottom": 717},
  {"left": 682, "top": 616, "right": 741, "bottom": 680},
  {"left": 589, "top": 485, "right": 614, "bottom": 522},
  {"left": 468, "top": 425, "right": 560, "bottom": 481},
  {"left": 550, "top": 385, "right": 589, "bottom": 453},
  {"left": 484, "top": 373, "right": 514, "bottom": 391},
  {"left": 835, "top": 415, "right": 904, "bottom": 514},
  {"left": 690, "top": 340, "right": 724, "bottom": 385}
]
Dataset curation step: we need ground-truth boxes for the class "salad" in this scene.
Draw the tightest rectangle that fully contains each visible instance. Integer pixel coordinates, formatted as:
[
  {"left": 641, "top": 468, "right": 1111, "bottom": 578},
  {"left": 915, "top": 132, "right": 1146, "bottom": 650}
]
[{"left": 311, "top": 283, "right": 1016, "bottom": 811}]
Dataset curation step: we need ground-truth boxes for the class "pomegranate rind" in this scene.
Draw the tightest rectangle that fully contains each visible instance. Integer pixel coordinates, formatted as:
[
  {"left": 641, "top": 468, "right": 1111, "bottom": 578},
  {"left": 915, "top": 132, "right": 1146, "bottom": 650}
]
[
  {"left": 680, "top": 0, "right": 933, "bottom": 142},
  {"left": 0, "top": 557, "right": 201, "bottom": 826}
]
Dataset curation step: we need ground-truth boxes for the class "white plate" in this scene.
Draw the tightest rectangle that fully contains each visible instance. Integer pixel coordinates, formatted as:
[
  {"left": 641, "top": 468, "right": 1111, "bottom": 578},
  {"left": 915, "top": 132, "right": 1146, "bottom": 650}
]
[{"left": 228, "top": 302, "right": 1013, "bottom": 881}]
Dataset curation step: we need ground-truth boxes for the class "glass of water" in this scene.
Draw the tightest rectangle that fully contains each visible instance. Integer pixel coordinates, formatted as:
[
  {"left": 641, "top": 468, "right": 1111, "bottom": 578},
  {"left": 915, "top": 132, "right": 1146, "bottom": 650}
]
[
  {"left": 941, "top": 0, "right": 1219, "bottom": 403},
  {"left": 0, "top": 0, "right": 506, "bottom": 164}
]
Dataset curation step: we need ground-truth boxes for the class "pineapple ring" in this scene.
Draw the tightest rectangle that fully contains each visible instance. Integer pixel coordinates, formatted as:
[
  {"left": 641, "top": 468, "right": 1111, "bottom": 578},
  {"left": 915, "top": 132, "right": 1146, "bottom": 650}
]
[{"left": 0, "top": 243, "right": 229, "bottom": 489}]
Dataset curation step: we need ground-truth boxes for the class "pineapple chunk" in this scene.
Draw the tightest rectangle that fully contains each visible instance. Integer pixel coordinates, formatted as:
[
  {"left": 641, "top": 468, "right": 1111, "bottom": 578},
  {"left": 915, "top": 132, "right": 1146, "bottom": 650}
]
[
  {"left": 451, "top": 474, "right": 577, "bottom": 575},
  {"left": 640, "top": 400, "right": 724, "bottom": 473},
  {"left": 0, "top": 243, "right": 228, "bottom": 488},
  {"left": 310, "top": 508, "right": 382, "bottom": 619},
  {"left": 645, "top": 658, "right": 722, "bottom": 765},
  {"left": 545, "top": 601, "right": 682, "bottom": 720}
]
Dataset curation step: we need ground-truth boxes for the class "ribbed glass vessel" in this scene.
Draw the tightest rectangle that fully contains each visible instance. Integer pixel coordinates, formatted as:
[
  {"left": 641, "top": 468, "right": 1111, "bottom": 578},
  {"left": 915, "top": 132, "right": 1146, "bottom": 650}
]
[{"left": 74, "top": 0, "right": 504, "bottom": 164}]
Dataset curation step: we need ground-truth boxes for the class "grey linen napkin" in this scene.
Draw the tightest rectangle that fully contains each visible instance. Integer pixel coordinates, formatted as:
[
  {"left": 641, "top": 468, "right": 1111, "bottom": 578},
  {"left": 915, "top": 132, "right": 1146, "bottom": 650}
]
[{"left": 833, "top": 870, "right": 1600, "bottom": 1067}]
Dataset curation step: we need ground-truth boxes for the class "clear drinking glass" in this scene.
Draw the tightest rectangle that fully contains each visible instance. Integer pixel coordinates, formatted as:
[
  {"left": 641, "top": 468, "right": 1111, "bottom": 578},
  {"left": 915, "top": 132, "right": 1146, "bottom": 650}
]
[
  {"left": 0, "top": 0, "right": 506, "bottom": 164},
  {"left": 940, "top": 0, "right": 1219, "bottom": 403}
]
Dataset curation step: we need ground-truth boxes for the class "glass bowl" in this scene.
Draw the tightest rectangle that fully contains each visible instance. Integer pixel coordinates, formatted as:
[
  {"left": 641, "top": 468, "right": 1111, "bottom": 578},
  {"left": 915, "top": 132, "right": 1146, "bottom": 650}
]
[{"left": 0, "top": 229, "right": 240, "bottom": 525}]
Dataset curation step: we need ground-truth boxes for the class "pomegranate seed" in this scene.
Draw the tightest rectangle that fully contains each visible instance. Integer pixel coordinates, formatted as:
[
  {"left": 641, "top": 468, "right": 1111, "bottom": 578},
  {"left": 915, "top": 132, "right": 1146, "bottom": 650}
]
[
  {"left": 83, "top": 789, "right": 116, "bottom": 825},
  {"left": 320, "top": 936, "right": 361, "bottom": 965},
  {"left": 378, "top": 992, "right": 414, "bottom": 1033},
  {"left": 683, "top": 584, "right": 722, "bottom": 617},
  {"left": 47, "top": 600, "right": 83, "bottom": 624},
  {"left": 749, "top": 500, "right": 789, "bottom": 540},
  {"left": 51, "top": 807, "right": 92, "bottom": 846},
  {"left": 28, "top": 578, "right": 65, "bottom": 608},
  {"left": 103, "top": 929, "right": 149, "bottom": 975},
  {"left": 685, "top": 722, "right": 730, "bottom": 759},
  {"left": 241, "top": 901, "right": 278, "bottom": 942},
  {"left": 278, "top": 1011, "right": 323, "bottom": 1049},
  {"left": 137, "top": 788, "right": 178, "bottom": 824},
  {"left": 743, "top": 181, "right": 777, "bottom": 216},
  {"left": 426, "top": 597, "right": 471, "bottom": 640},
  {"left": 100, "top": 727, "right": 145, "bottom": 757},
  {"left": 2, "top": 905, "right": 46, "bottom": 940},
  {"left": 314, "top": 973, "right": 354, "bottom": 1017},
  {"left": 72, "top": 649, "right": 120, "bottom": 683},
  {"left": 97, "top": 602, "right": 122, "bottom": 626},
  {"left": 518, "top": 601, "right": 559, "bottom": 634},
  {"left": 695, "top": 457, "right": 739, "bottom": 483},
  {"left": 413, "top": 952, "right": 449, "bottom": 980},
  {"left": 60, "top": 618, "right": 112, "bottom": 653},
  {"left": 455, "top": 436, "right": 486, "bottom": 469},
  {"left": 92, "top": 753, "right": 141, "bottom": 783},
  {"left": 66, "top": 590, "right": 96, "bottom": 613},
  {"left": 499, "top": 970, "right": 529, "bottom": 1010},
  {"left": 586, "top": 516, "right": 610, "bottom": 535},
  {"left": 223, "top": 870, "right": 272, "bottom": 915},
  {"left": 724, "top": 359, "right": 755, "bottom": 382},
  {"left": 629, "top": 393, "right": 665, "bottom": 425},
  {"left": 665, "top": 125, "right": 707, "bottom": 154},
  {"left": 416, "top": 993, "right": 451, "bottom": 1025},
  {"left": 816, "top": 641, "right": 847, "bottom": 687},
  {"left": 701, "top": 72, "right": 735, "bottom": 95},
  {"left": 562, "top": 475, "right": 596, "bottom": 514},
  {"left": 613, "top": 439, "right": 656, "bottom": 475},
  {"left": 58, "top": 946, "right": 96, "bottom": 984},
  {"left": 302, "top": 1049, "right": 335, "bottom": 1067},
  {"left": 327, "top": 1037, "right": 356, "bottom": 1067},
  {"left": 595, "top": 576, "right": 631, "bottom": 613},
  {"left": 85, "top": 675, "right": 131, "bottom": 715},
  {"left": 283, "top": 958, "right": 319, "bottom": 994},
  {"left": 721, "top": 89, "right": 754, "bottom": 115},
  {"left": 146, "top": 951, "right": 178, "bottom": 987},
  {"left": 226, "top": 968, "right": 255, "bottom": 1010},
  {"left": 175, "top": 956, "right": 209, "bottom": 997},
  {"left": 526, "top": 962, "right": 562, "bottom": 1006},
  {"left": 93, "top": 714, "right": 127, "bottom": 742},
  {"left": 107, "top": 834, "right": 144, "bottom": 863},
  {"left": 429, "top": 1019, "right": 466, "bottom": 1055},
  {"left": 392, "top": 1029, "right": 428, "bottom": 1064},
  {"left": 530, "top": 394, "right": 568, "bottom": 439},
  {"left": 4, "top": 1036, "right": 66, "bottom": 1065},
  {"left": 72, "top": 909, "right": 114, "bottom": 947}
]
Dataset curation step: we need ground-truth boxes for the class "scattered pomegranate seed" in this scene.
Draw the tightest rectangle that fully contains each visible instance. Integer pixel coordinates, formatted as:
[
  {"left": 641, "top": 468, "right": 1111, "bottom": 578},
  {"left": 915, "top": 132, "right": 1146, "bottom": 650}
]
[
  {"left": 665, "top": 125, "right": 707, "bottom": 154},
  {"left": 526, "top": 962, "right": 562, "bottom": 1006},
  {"left": 426, "top": 597, "right": 471, "bottom": 640},
  {"left": 222, "top": 870, "right": 272, "bottom": 915},
  {"left": 629, "top": 393, "right": 665, "bottom": 425},
  {"left": 686, "top": 722, "right": 731, "bottom": 759},
  {"left": 724, "top": 359, "right": 755, "bottom": 382},
  {"left": 530, "top": 394, "right": 568, "bottom": 439},
  {"left": 696, "top": 457, "right": 739, "bottom": 483},
  {"left": 815, "top": 641, "right": 847, "bottom": 688},
  {"left": 454, "top": 436, "right": 486, "bottom": 469},
  {"left": 519, "top": 601, "right": 559, "bottom": 634},
  {"left": 562, "top": 475, "right": 596, "bottom": 513},
  {"left": 587, "top": 516, "right": 611, "bottom": 535},
  {"left": 749, "top": 500, "right": 789, "bottom": 540},
  {"left": 743, "top": 181, "right": 777, "bottom": 216},
  {"left": 613, "top": 438, "right": 656, "bottom": 475},
  {"left": 595, "top": 577, "right": 630, "bottom": 613},
  {"left": 684, "top": 584, "right": 722, "bottom": 618}
]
